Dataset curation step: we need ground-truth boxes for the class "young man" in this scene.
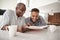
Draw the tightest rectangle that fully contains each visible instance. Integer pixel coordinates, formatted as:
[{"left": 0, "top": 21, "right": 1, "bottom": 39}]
[
  {"left": 0, "top": 3, "right": 27, "bottom": 32},
  {"left": 25, "top": 8, "right": 46, "bottom": 26}
]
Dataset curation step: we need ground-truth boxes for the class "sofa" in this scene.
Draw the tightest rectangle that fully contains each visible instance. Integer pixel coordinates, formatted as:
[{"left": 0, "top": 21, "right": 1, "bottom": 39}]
[{"left": 0, "top": 9, "right": 6, "bottom": 25}]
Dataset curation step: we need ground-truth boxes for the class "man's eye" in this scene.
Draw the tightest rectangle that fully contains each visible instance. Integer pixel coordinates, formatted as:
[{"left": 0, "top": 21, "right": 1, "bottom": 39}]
[{"left": 33, "top": 16, "right": 34, "bottom": 17}]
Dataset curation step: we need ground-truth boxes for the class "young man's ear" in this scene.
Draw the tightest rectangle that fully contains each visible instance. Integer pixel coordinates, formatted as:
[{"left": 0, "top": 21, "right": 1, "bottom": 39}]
[
  {"left": 38, "top": 15, "right": 40, "bottom": 19},
  {"left": 16, "top": 7, "right": 18, "bottom": 10}
]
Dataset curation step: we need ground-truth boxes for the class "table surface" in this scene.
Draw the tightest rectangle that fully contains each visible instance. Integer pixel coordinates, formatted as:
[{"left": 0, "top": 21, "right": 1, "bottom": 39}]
[{"left": 0, "top": 26, "right": 60, "bottom": 40}]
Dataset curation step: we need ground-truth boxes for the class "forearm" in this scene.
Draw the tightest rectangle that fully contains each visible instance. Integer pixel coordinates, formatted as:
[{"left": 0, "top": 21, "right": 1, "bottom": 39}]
[
  {"left": 17, "top": 26, "right": 22, "bottom": 32},
  {"left": 17, "top": 26, "right": 29, "bottom": 33}
]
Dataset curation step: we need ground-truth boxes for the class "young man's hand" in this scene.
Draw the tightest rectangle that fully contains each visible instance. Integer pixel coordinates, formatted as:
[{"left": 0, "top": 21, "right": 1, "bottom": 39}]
[{"left": 26, "top": 23, "right": 32, "bottom": 26}]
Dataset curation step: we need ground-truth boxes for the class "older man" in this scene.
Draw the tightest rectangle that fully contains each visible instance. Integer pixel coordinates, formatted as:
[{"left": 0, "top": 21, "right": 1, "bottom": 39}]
[{"left": 0, "top": 3, "right": 26, "bottom": 32}]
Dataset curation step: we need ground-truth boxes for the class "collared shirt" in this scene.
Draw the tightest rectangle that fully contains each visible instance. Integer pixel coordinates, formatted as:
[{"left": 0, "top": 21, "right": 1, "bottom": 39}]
[
  {"left": 0, "top": 10, "right": 25, "bottom": 29},
  {"left": 25, "top": 16, "right": 46, "bottom": 26}
]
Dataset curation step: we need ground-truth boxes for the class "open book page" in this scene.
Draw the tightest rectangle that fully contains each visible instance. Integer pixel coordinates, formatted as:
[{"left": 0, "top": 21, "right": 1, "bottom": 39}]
[{"left": 26, "top": 25, "right": 49, "bottom": 29}]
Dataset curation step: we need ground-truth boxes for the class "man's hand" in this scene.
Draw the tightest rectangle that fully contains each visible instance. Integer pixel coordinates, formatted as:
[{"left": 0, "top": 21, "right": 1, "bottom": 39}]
[
  {"left": 26, "top": 23, "right": 32, "bottom": 26},
  {"left": 1, "top": 25, "right": 9, "bottom": 30},
  {"left": 17, "top": 26, "right": 29, "bottom": 33}
]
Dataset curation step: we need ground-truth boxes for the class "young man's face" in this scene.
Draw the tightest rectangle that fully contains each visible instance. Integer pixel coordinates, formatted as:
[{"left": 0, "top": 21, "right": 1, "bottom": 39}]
[
  {"left": 16, "top": 5, "right": 26, "bottom": 17},
  {"left": 31, "top": 11, "right": 39, "bottom": 22}
]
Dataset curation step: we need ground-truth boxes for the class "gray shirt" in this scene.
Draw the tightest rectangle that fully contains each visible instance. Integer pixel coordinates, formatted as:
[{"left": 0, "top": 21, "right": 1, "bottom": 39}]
[{"left": 25, "top": 16, "right": 46, "bottom": 26}]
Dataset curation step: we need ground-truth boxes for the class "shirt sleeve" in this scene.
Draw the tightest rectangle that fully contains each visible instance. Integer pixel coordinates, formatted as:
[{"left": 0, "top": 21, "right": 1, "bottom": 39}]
[
  {"left": 0, "top": 10, "right": 10, "bottom": 29},
  {"left": 40, "top": 16, "right": 47, "bottom": 26}
]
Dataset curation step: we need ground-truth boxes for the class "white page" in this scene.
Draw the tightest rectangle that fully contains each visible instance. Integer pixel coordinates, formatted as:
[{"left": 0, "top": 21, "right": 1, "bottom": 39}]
[{"left": 27, "top": 25, "right": 48, "bottom": 29}]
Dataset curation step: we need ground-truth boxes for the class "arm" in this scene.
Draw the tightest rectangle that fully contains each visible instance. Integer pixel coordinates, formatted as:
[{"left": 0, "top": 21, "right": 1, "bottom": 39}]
[
  {"left": 17, "top": 17, "right": 28, "bottom": 33},
  {"left": 40, "top": 16, "right": 47, "bottom": 26},
  {"left": 0, "top": 10, "right": 10, "bottom": 30},
  {"left": 17, "top": 25, "right": 29, "bottom": 33}
]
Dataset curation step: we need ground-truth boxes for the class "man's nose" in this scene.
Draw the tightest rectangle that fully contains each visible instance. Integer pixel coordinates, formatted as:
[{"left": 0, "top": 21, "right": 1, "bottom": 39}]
[
  {"left": 19, "top": 10, "right": 22, "bottom": 13},
  {"left": 33, "top": 17, "right": 37, "bottom": 19}
]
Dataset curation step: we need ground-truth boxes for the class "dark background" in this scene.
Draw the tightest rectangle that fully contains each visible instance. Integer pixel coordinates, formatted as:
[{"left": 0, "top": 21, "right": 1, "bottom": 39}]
[{"left": 0, "top": 9, "right": 6, "bottom": 15}]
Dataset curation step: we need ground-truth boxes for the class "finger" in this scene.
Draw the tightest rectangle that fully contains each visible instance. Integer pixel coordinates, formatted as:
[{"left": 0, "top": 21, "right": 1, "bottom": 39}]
[
  {"left": 1, "top": 27, "right": 5, "bottom": 30},
  {"left": 27, "top": 23, "right": 31, "bottom": 26},
  {"left": 1, "top": 27, "right": 4, "bottom": 30},
  {"left": 7, "top": 28, "right": 9, "bottom": 31}
]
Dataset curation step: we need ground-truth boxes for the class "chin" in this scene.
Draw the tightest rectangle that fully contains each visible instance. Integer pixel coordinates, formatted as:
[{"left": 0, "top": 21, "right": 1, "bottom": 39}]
[{"left": 19, "top": 15, "right": 23, "bottom": 17}]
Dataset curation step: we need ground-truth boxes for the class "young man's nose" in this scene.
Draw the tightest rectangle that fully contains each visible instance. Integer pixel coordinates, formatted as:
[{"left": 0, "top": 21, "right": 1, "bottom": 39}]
[{"left": 33, "top": 17, "right": 37, "bottom": 19}]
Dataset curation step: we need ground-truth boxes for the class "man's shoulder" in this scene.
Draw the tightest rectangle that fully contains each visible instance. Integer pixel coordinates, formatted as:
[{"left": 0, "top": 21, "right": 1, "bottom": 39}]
[
  {"left": 39, "top": 16, "right": 44, "bottom": 19},
  {"left": 3, "top": 9, "right": 15, "bottom": 18},
  {"left": 6, "top": 9, "right": 14, "bottom": 13},
  {"left": 39, "top": 16, "right": 43, "bottom": 18},
  {"left": 6, "top": 9, "right": 15, "bottom": 15},
  {"left": 4, "top": 9, "right": 14, "bottom": 14}
]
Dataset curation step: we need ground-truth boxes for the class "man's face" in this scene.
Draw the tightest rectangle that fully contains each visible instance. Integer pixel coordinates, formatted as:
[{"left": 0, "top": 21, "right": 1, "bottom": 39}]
[
  {"left": 16, "top": 5, "right": 26, "bottom": 17},
  {"left": 31, "top": 12, "right": 39, "bottom": 22}
]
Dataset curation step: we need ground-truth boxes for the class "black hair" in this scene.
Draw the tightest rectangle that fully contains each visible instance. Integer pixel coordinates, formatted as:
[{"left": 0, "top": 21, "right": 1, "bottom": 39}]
[
  {"left": 31, "top": 8, "right": 39, "bottom": 13},
  {"left": 17, "top": 3, "right": 26, "bottom": 10}
]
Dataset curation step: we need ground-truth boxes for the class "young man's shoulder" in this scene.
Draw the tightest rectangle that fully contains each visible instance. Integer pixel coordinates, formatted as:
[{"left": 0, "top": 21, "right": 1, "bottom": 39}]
[
  {"left": 25, "top": 17, "right": 31, "bottom": 21},
  {"left": 25, "top": 17, "right": 30, "bottom": 20}
]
